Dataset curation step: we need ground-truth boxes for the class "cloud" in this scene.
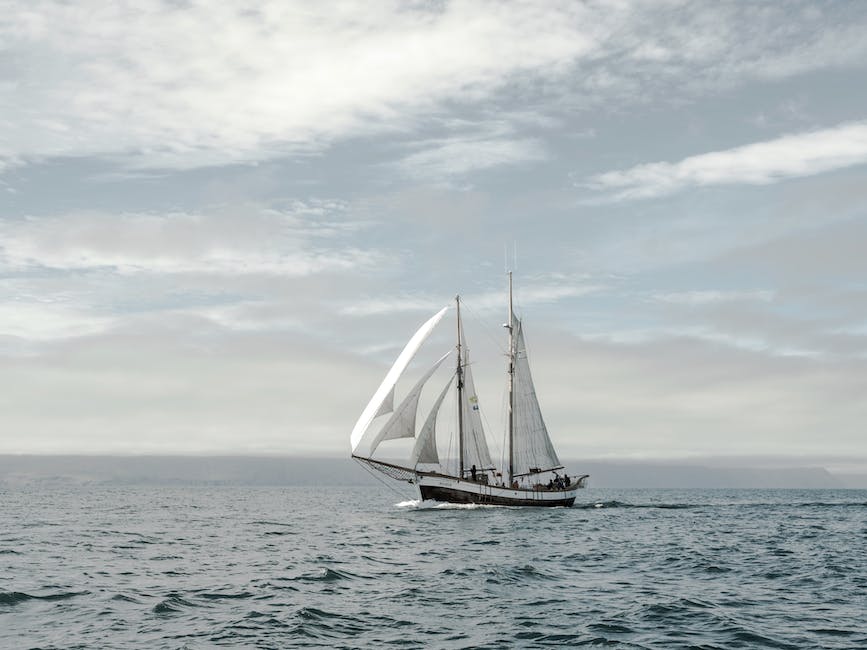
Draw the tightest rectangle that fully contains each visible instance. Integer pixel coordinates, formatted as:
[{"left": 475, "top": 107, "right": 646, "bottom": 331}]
[
  {"left": 651, "top": 290, "right": 775, "bottom": 306},
  {"left": 0, "top": 205, "right": 375, "bottom": 275},
  {"left": 0, "top": 201, "right": 385, "bottom": 343},
  {"left": 2, "top": 2, "right": 867, "bottom": 173},
  {"left": 722, "top": 214, "right": 867, "bottom": 282},
  {"left": 3, "top": 304, "right": 866, "bottom": 458},
  {"left": 397, "top": 136, "right": 546, "bottom": 180},
  {"left": 339, "top": 278, "right": 603, "bottom": 316},
  {"left": 585, "top": 121, "right": 867, "bottom": 200},
  {"left": 0, "top": 302, "right": 115, "bottom": 341},
  {"left": 0, "top": 1, "right": 597, "bottom": 172},
  {"left": 386, "top": 106, "right": 565, "bottom": 183},
  {"left": 0, "top": 322, "right": 381, "bottom": 454},
  {"left": 457, "top": 325, "right": 867, "bottom": 461},
  {"left": 340, "top": 296, "right": 444, "bottom": 318}
]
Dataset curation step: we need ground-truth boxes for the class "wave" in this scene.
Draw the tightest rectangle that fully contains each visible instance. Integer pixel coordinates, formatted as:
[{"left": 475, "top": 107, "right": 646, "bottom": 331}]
[
  {"left": 290, "top": 607, "right": 370, "bottom": 639},
  {"left": 195, "top": 591, "right": 254, "bottom": 600},
  {"left": 255, "top": 578, "right": 299, "bottom": 593},
  {"left": 730, "top": 630, "right": 800, "bottom": 649},
  {"left": 588, "top": 622, "right": 635, "bottom": 635},
  {"left": 788, "top": 501, "right": 867, "bottom": 508},
  {"left": 577, "top": 500, "right": 698, "bottom": 509},
  {"left": 110, "top": 593, "right": 141, "bottom": 603},
  {"left": 152, "top": 593, "right": 196, "bottom": 615},
  {"left": 484, "top": 564, "right": 558, "bottom": 585},
  {"left": 293, "top": 567, "right": 367, "bottom": 583},
  {"left": 576, "top": 500, "right": 867, "bottom": 510},
  {"left": 0, "top": 590, "right": 88, "bottom": 606},
  {"left": 359, "top": 554, "right": 408, "bottom": 566},
  {"left": 297, "top": 606, "right": 343, "bottom": 620}
]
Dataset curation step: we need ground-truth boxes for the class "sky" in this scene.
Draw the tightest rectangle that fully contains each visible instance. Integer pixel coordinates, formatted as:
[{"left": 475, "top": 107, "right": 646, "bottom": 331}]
[{"left": 1, "top": 1, "right": 866, "bottom": 471}]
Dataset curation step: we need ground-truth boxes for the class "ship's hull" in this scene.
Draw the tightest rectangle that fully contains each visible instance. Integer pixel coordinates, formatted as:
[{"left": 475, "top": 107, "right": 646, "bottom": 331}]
[{"left": 416, "top": 473, "right": 582, "bottom": 507}]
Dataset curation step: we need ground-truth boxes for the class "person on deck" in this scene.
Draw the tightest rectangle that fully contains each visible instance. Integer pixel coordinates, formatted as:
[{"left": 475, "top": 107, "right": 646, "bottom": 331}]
[{"left": 470, "top": 464, "right": 477, "bottom": 481}]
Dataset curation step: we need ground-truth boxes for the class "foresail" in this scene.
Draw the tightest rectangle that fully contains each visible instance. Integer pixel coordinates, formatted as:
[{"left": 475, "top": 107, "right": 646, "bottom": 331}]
[
  {"left": 361, "top": 350, "right": 451, "bottom": 457},
  {"left": 350, "top": 306, "right": 448, "bottom": 453},
  {"left": 411, "top": 375, "right": 454, "bottom": 466},
  {"left": 461, "top": 349, "right": 494, "bottom": 470},
  {"left": 373, "top": 386, "right": 394, "bottom": 419},
  {"left": 511, "top": 316, "right": 561, "bottom": 476}
]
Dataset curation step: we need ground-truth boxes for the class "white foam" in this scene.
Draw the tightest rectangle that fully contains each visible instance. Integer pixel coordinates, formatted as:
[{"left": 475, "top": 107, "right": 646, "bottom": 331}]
[{"left": 394, "top": 499, "right": 500, "bottom": 510}]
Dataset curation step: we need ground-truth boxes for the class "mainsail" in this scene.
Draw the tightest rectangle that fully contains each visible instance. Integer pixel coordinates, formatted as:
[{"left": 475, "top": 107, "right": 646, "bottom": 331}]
[
  {"left": 510, "top": 315, "right": 561, "bottom": 477},
  {"left": 460, "top": 347, "right": 494, "bottom": 471},
  {"left": 350, "top": 307, "right": 448, "bottom": 454}
]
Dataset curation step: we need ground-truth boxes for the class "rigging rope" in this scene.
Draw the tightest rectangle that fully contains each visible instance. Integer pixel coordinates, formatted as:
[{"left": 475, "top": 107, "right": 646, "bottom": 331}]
[
  {"left": 461, "top": 300, "right": 508, "bottom": 355},
  {"left": 354, "top": 458, "right": 413, "bottom": 500}
]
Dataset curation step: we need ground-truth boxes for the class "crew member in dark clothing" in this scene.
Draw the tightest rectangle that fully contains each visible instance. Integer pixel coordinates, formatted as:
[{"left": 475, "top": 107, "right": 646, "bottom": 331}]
[{"left": 470, "top": 464, "right": 477, "bottom": 481}]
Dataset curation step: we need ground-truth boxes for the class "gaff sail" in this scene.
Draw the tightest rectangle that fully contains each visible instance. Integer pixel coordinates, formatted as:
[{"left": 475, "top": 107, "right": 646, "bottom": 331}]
[
  {"left": 509, "top": 315, "right": 561, "bottom": 477},
  {"left": 460, "top": 347, "right": 494, "bottom": 471}
]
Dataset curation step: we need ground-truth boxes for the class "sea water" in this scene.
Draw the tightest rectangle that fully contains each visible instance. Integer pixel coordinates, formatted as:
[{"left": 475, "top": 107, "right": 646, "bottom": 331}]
[{"left": 2, "top": 485, "right": 866, "bottom": 649}]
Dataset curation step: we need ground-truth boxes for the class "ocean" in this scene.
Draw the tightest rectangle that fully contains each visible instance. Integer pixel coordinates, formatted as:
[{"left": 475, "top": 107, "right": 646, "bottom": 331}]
[{"left": 2, "top": 485, "right": 866, "bottom": 649}]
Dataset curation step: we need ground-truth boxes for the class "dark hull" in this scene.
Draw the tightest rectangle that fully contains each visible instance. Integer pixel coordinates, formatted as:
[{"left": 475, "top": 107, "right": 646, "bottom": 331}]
[{"left": 419, "top": 484, "right": 575, "bottom": 507}]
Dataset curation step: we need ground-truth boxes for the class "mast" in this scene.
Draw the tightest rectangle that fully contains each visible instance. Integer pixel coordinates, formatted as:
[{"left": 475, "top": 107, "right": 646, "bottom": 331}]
[
  {"left": 456, "top": 294, "right": 464, "bottom": 479},
  {"left": 507, "top": 271, "right": 514, "bottom": 486}
]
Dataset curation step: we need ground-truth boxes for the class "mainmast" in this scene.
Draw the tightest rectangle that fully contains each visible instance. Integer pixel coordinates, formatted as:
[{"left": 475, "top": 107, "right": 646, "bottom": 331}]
[
  {"left": 507, "top": 271, "right": 514, "bottom": 486},
  {"left": 456, "top": 294, "right": 464, "bottom": 479}
]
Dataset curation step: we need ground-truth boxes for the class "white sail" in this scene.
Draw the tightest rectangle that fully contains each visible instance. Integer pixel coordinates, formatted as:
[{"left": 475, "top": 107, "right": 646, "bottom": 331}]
[
  {"left": 461, "top": 348, "right": 494, "bottom": 470},
  {"left": 361, "top": 350, "right": 450, "bottom": 457},
  {"left": 511, "top": 316, "right": 561, "bottom": 476},
  {"left": 373, "top": 386, "right": 394, "bottom": 419},
  {"left": 411, "top": 375, "right": 454, "bottom": 466},
  {"left": 350, "top": 306, "right": 448, "bottom": 453}
]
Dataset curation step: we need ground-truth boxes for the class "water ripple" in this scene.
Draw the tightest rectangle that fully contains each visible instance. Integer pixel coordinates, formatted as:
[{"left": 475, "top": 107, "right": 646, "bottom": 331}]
[
  {"left": 2, "top": 486, "right": 866, "bottom": 648},
  {"left": 0, "top": 590, "right": 89, "bottom": 606}
]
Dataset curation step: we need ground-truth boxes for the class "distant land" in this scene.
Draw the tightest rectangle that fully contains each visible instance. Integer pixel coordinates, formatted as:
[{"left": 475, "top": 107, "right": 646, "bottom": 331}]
[{"left": 1, "top": 455, "right": 865, "bottom": 489}]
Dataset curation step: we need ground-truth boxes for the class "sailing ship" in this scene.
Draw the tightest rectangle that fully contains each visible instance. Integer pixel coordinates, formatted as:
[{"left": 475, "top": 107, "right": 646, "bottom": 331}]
[{"left": 350, "top": 273, "right": 588, "bottom": 507}]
